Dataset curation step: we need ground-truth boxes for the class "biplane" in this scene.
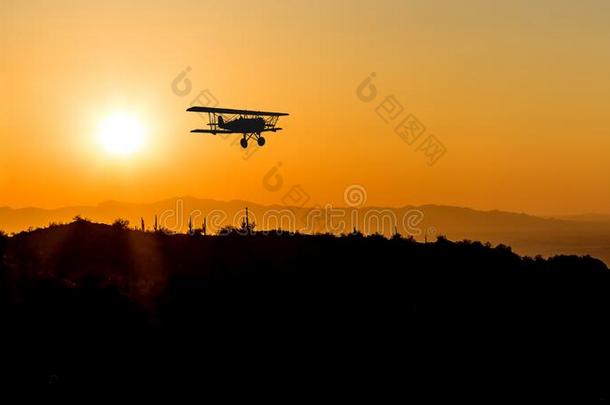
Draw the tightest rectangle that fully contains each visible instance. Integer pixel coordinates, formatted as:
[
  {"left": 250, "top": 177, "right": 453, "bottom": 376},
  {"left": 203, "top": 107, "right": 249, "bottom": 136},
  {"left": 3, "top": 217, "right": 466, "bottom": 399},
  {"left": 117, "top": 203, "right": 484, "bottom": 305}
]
[{"left": 186, "top": 106, "right": 289, "bottom": 148}]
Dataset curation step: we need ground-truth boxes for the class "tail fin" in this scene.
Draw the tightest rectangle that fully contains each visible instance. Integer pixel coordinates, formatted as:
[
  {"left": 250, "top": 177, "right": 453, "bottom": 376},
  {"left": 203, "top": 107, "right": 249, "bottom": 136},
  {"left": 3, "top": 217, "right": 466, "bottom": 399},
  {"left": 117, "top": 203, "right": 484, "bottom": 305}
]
[{"left": 218, "top": 116, "right": 225, "bottom": 126}]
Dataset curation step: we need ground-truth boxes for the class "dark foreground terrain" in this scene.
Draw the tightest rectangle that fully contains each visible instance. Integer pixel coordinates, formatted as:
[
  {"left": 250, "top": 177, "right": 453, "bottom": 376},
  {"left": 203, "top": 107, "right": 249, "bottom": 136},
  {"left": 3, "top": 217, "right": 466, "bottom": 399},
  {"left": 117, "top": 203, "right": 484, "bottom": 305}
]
[{"left": 1, "top": 220, "right": 610, "bottom": 399}]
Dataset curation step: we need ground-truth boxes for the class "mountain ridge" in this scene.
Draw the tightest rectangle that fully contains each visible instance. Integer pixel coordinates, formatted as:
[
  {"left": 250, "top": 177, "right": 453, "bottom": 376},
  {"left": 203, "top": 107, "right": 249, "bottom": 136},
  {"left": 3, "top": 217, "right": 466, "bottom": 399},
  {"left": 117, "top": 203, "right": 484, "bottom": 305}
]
[{"left": 2, "top": 197, "right": 610, "bottom": 263}]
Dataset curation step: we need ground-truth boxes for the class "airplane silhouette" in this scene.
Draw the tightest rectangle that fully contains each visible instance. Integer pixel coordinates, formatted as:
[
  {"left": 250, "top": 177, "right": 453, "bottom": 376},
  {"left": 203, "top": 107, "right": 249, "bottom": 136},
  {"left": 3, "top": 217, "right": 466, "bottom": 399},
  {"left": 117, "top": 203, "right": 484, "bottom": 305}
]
[{"left": 187, "top": 106, "right": 289, "bottom": 148}]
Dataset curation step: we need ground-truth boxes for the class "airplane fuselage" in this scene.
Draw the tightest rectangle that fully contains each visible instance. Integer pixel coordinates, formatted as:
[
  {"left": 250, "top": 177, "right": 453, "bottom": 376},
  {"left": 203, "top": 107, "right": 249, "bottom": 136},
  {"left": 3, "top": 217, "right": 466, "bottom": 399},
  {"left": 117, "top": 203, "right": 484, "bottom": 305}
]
[{"left": 219, "top": 117, "right": 266, "bottom": 134}]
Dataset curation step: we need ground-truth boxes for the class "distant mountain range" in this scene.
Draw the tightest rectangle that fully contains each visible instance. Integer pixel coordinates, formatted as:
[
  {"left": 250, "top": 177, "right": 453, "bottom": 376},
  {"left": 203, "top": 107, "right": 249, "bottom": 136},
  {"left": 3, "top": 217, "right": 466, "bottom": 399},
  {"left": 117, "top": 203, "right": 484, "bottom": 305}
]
[
  {"left": 554, "top": 213, "right": 610, "bottom": 222},
  {"left": 2, "top": 197, "right": 610, "bottom": 264}
]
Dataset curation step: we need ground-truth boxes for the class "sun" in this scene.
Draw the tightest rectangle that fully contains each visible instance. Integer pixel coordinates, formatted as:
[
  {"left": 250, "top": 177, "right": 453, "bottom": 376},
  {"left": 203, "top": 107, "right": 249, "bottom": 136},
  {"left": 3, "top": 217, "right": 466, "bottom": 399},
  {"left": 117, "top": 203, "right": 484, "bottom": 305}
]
[{"left": 97, "top": 112, "right": 146, "bottom": 156}]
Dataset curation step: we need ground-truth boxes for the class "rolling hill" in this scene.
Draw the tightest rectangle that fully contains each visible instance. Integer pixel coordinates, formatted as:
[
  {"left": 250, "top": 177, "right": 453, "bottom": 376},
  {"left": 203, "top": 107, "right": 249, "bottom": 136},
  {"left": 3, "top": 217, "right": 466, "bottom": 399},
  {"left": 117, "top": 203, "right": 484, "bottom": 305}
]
[{"left": 0, "top": 221, "right": 609, "bottom": 397}]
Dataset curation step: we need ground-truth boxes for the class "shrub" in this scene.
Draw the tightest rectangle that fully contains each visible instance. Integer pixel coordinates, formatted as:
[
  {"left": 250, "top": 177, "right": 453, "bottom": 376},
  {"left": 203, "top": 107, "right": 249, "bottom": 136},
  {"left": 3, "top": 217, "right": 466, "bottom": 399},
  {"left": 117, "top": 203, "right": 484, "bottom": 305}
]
[
  {"left": 112, "top": 218, "right": 130, "bottom": 230},
  {"left": 73, "top": 215, "right": 91, "bottom": 223}
]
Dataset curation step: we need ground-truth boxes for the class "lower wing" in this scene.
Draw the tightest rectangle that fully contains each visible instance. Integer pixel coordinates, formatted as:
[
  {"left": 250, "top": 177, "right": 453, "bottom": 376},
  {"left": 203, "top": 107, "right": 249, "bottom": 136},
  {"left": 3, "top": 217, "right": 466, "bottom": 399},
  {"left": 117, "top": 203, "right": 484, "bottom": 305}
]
[
  {"left": 191, "top": 128, "right": 283, "bottom": 134},
  {"left": 190, "top": 129, "right": 235, "bottom": 134}
]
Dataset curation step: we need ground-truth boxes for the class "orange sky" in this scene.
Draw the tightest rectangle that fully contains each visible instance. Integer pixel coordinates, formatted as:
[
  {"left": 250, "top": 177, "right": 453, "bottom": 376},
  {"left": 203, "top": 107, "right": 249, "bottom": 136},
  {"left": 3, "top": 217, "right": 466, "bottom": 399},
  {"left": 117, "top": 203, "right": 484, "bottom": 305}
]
[{"left": 1, "top": 0, "right": 610, "bottom": 215}]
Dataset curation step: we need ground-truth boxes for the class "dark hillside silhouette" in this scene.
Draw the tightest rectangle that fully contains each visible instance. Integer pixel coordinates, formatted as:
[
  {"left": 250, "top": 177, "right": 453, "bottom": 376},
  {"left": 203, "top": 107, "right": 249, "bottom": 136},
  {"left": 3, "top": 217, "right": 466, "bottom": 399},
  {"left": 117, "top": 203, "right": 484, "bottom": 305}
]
[{"left": 1, "top": 220, "right": 609, "bottom": 398}]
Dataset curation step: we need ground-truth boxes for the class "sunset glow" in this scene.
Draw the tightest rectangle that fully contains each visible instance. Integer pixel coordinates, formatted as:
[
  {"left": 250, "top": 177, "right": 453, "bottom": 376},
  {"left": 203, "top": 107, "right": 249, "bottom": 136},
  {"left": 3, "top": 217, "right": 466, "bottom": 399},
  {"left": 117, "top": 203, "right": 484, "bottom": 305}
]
[
  {"left": 96, "top": 113, "right": 146, "bottom": 157},
  {"left": 1, "top": 0, "right": 610, "bottom": 216}
]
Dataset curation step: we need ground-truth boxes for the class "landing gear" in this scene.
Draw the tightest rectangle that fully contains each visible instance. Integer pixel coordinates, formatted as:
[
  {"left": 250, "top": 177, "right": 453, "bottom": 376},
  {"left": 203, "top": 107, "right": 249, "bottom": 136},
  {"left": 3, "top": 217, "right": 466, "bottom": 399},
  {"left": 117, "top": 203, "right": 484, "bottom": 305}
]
[{"left": 240, "top": 133, "right": 266, "bottom": 148}]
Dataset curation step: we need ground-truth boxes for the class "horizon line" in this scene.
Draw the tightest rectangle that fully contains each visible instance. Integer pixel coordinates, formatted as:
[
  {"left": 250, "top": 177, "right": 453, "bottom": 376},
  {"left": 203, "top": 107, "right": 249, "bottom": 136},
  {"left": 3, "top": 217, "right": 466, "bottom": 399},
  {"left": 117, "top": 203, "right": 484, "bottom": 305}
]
[{"left": 1, "top": 196, "right": 609, "bottom": 219}]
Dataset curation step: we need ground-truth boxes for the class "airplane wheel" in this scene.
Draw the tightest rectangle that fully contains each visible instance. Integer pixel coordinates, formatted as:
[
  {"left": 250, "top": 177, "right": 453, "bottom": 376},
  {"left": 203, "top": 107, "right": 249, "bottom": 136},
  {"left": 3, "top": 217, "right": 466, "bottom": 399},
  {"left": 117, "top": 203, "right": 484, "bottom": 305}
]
[
  {"left": 240, "top": 138, "right": 248, "bottom": 149},
  {"left": 257, "top": 137, "right": 266, "bottom": 147}
]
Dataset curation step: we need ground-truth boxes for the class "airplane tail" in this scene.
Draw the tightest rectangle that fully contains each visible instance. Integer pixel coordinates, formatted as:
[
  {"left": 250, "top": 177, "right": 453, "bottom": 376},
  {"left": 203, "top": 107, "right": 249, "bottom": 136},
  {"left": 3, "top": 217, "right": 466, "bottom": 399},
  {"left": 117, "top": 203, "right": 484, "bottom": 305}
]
[{"left": 218, "top": 116, "right": 224, "bottom": 127}]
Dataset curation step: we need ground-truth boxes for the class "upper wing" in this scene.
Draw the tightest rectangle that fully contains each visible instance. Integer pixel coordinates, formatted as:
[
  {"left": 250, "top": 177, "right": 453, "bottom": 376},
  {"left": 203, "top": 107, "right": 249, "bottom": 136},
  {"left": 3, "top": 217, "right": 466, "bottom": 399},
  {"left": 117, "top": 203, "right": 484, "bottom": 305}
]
[{"left": 187, "top": 106, "right": 289, "bottom": 117}]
